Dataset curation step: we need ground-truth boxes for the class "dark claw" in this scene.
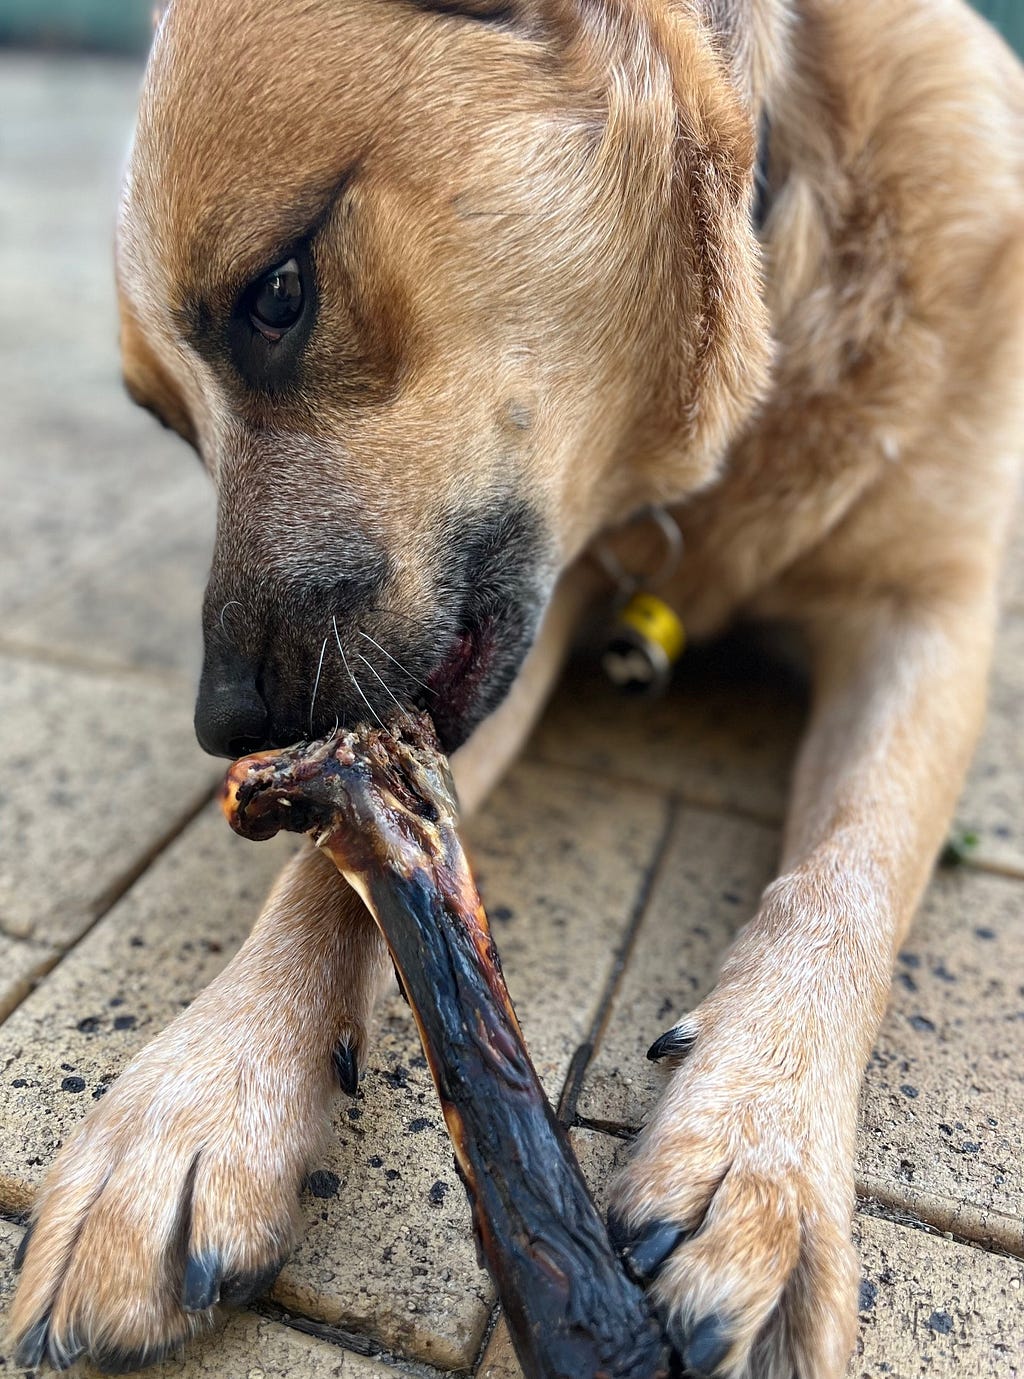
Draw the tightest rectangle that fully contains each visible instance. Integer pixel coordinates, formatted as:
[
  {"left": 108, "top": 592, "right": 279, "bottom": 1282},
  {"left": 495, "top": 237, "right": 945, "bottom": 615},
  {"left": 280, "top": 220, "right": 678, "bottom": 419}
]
[
  {"left": 182, "top": 1251, "right": 221, "bottom": 1312},
  {"left": 617, "top": 1224, "right": 689, "bottom": 1285},
  {"left": 332, "top": 1040, "right": 360, "bottom": 1097},
  {"left": 14, "top": 1316, "right": 49, "bottom": 1369},
  {"left": 646, "top": 1026, "right": 697, "bottom": 1063},
  {"left": 220, "top": 1257, "right": 285, "bottom": 1307},
  {"left": 668, "top": 1311, "right": 732, "bottom": 1377},
  {"left": 13, "top": 1221, "right": 34, "bottom": 1271}
]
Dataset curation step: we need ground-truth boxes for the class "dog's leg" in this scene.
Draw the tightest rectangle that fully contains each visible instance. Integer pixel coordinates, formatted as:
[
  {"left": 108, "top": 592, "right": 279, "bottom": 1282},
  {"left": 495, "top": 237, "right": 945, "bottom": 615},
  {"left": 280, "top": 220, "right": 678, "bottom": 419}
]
[
  {"left": 609, "top": 589, "right": 997, "bottom": 1379},
  {"left": 8, "top": 565, "right": 594, "bottom": 1371},
  {"left": 7, "top": 844, "right": 392, "bottom": 1371}
]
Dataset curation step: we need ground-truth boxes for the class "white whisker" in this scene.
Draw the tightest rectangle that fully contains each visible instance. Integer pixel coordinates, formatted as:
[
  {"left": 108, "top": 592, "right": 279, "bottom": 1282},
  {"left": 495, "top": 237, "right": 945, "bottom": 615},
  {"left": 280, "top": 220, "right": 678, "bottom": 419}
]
[
  {"left": 357, "top": 653, "right": 404, "bottom": 709},
  {"left": 308, "top": 634, "right": 329, "bottom": 735},
  {"left": 358, "top": 629, "right": 435, "bottom": 695},
  {"left": 334, "top": 616, "right": 386, "bottom": 730},
  {"left": 219, "top": 600, "right": 245, "bottom": 635}
]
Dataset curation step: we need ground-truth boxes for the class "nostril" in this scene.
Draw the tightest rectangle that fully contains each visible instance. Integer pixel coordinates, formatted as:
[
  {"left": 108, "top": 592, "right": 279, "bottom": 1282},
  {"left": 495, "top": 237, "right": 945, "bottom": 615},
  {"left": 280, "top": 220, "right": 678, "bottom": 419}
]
[{"left": 194, "top": 676, "right": 270, "bottom": 759}]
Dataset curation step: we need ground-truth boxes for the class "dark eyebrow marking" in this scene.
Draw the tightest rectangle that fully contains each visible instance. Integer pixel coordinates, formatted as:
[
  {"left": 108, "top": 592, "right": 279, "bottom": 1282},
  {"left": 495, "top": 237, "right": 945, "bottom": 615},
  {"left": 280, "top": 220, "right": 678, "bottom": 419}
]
[{"left": 248, "top": 163, "right": 359, "bottom": 280}]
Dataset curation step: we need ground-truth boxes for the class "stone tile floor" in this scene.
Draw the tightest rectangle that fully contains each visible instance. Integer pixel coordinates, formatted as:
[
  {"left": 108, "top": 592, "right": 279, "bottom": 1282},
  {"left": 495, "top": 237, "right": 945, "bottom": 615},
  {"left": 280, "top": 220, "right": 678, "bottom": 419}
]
[{"left": 0, "top": 51, "right": 1021, "bottom": 1379}]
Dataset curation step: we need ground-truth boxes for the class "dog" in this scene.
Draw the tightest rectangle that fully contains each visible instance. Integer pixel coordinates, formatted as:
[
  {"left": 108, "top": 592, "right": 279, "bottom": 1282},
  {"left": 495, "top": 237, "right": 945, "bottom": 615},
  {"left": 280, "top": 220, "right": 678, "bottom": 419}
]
[{"left": 9, "top": 0, "right": 1024, "bottom": 1374}]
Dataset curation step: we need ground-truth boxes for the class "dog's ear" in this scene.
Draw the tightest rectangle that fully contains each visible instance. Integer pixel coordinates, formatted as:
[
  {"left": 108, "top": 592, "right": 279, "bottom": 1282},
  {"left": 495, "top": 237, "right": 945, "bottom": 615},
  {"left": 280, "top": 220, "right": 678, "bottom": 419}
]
[
  {"left": 691, "top": 0, "right": 789, "bottom": 103},
  {"left": 695, "top": 0, "right": 743, "bottom": 41},
  {"left": 420, "top": 0, "right": 773, "bottom": 470},
  {"left": 555, "top": 0, "right": 773, "bottom": 470},
  {"left": 659, "top": 5, "right": 774, "bottom": 465}
]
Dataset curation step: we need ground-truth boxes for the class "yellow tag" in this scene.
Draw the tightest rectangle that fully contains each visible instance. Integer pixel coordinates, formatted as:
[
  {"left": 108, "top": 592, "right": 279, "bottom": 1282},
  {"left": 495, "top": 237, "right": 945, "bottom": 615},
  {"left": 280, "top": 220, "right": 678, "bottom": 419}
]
[
  {"left": 619, "top": 592, "right": 686, "bottom": 664},
  {"left": 601, "top": 592, "right": 686, "bottom": 696}
]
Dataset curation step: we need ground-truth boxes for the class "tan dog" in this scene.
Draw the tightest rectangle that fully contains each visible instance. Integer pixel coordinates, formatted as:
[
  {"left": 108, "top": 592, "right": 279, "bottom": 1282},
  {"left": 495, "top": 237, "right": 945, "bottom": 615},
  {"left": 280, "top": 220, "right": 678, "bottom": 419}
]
[{"left": 10, "top": 0, "right": 1024, "bottom": 1374}]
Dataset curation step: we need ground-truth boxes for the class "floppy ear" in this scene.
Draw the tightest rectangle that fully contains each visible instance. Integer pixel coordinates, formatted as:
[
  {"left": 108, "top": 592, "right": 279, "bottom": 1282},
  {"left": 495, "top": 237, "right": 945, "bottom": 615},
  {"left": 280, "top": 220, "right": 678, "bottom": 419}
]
[
  {"left": 416, "top": 0, "right": 773, "bottom": 472},
  {"left": 697, "top": 0, "right": 745, "bottom": 42},
  {"left": 661, "top": 6, "right": 774, "bottom": 465},
  {"left": 587, "top": 0, "right": 774, "bottom": 469},
  {"left": 691, "top": 0, "right": 791, "bottom": 104}
]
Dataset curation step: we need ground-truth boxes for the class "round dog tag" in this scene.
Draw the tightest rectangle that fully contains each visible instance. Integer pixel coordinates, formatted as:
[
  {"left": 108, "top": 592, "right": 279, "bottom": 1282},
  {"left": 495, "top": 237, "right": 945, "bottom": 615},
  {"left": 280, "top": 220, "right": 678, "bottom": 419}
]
[{"left": 601, "top": 592, "right": 685, "bottom": 697}]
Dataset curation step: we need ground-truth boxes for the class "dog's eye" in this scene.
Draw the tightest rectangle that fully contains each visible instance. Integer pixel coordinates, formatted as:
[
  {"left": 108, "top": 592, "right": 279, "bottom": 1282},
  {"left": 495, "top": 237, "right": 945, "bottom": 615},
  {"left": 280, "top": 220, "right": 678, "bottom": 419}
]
[{"left": 248, "top": 258, "right": 303, "bottom": 339}]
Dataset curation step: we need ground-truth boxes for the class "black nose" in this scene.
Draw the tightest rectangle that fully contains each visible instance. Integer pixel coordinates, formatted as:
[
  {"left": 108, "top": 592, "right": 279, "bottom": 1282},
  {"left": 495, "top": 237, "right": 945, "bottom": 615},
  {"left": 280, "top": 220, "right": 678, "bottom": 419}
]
[{"left": 194, "top": 673, "right": 271, "bottom": 759}]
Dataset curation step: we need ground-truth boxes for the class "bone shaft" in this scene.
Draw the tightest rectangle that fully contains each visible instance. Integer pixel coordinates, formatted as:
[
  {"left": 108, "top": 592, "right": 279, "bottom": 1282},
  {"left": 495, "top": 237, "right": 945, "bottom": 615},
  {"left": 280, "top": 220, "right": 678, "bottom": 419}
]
[{"left": 327, "top": 852, "right": 664, "bottom": 1379}]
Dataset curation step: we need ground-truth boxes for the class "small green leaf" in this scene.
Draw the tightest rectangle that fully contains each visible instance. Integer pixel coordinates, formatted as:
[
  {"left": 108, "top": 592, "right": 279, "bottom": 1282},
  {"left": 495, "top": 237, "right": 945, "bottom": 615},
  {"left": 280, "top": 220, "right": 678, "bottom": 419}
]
[{"left": 939, "top": 829, "right": 981, "bottom": 868}]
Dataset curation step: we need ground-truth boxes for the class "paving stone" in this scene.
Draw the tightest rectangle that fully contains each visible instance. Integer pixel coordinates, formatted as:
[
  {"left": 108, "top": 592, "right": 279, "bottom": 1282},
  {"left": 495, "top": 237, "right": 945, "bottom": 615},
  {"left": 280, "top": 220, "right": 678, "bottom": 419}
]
[
  {"left": 578, "top": 805, "right": 780, "bottom": 1128},
  {"left": 530, "top": 641, "right": 805, "bottom": 824},
  {"left": 3, "top": 484, "right": 214, "bottom": 684},
  {"left": 0, "top": 430, "right": 201, "bottom": 626},
  {"left": 468, "top": 764, "right": 669, "bottom": 1093},
  {"left": 0, "top": 53, "right": 202, "bottom": 622},
  {"left": 0, "top": 804, "right": 298, "bottom": 1213},
  {"left": 0, "top": 1220, "right": 404, "bottom": 1378},
  {"left": 0, "top": 655, "right": 220, "bottom": 947},
  {"left": 955, "top": 611, "right": 1024, "bottom": 875},
  {"left": 0, "top": 761, "right": 667, "bottom": 1368},
  {"left": 478, "top": 1131, "right": 1024, "bottom": 1379},
  {"left": 274, "top": 761, "right": 668, "bottom": 1366},
  {"left": 480, "top": 1225, "right": 1024, "bottom": 1379},
  {"left": 533, "top": 614, "right": 1022, "bottom": 885},
  {"left": 0, "top": 933, "right": 59, "bottom": 1025},
  {"left": 579, "top": 810, "right": 1024, "bottom": 1249},
  {"left": 274, "top": 1032, "right": 490, "bottom": 1372},
  {"left": 850, "top": 1213, "right": 1024, "bottom": 1379},
  {"left": 0, "top": 57, "right": 218, "bottom": 698},
  {"left": 858, "top": 865, "right": 1024, "bottom": 1249}
]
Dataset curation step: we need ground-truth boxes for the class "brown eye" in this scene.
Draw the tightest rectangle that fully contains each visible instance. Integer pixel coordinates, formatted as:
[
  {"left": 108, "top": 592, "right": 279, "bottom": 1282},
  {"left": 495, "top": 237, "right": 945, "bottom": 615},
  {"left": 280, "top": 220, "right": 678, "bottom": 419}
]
[{"left": 248, "top": 257, "right": 303, "bottom": 338}]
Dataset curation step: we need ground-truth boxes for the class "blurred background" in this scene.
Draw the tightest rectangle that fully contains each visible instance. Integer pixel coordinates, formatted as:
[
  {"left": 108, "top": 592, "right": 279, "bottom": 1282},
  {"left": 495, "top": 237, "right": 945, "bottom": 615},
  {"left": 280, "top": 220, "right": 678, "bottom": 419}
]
[{"left": 1, "top": 0, "right": 1023, "bottom": 56}]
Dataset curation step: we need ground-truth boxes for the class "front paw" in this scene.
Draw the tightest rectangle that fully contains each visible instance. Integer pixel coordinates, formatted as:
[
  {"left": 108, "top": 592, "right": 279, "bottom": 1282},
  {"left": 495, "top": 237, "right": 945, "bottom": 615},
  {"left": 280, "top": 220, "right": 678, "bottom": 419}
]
[
  {"left": 609, "top": 1017, "right": 860, "bottom": 1379},
  {"left": 8, "top": 1008, "right": 333, "bottom": 1372}
]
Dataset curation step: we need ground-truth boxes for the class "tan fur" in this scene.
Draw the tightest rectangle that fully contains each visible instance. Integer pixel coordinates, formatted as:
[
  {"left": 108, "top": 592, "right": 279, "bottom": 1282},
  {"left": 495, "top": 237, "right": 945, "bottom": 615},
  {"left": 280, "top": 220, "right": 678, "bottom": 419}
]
[{"left": 11, "top": 0, "right": 1024, "bottom": 1374}]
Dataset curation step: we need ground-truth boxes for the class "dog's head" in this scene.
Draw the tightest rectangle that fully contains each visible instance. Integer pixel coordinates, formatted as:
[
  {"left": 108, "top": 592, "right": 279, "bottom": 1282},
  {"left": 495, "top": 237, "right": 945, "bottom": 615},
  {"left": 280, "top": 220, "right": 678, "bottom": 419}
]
[{"left": 117, "top": 0, "right": 771, "bottom": 755}]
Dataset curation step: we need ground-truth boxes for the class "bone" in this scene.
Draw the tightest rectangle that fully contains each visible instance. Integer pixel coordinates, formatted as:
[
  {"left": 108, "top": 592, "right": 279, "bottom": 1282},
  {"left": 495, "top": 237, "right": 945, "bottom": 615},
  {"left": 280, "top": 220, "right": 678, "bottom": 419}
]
[{"left": 221, "top": 713, "right": 669, "bottom": 1379}]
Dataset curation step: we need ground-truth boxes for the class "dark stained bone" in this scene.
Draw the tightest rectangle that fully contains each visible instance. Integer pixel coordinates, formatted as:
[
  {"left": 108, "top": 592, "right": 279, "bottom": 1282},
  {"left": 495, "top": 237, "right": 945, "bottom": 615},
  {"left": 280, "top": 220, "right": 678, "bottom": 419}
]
[{"left": 221, "top": 712, "right": 669, "bottom": 1379}]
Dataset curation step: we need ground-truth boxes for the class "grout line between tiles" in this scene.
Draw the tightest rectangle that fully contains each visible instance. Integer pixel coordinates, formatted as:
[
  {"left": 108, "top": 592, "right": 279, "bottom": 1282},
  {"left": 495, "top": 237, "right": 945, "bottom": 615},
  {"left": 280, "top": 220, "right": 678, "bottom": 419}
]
[
  {"left": 469, "top": 1302, "right": 503, "bottom": 1378},
  {"left": 531, "top": 754, "right": 783, "bottom": 831},
  {"left": 951, "top": 855, "right": 1024, "bottom": 883},
  {"left": 547, "top": 1126, "right": 1024, "bottom": 1263},
  {"left": 0, "top": 637, "right": 195, "bottom": 690},
  {"left": 856, "top": 1181, "right": 1024, "bottom": 1261},
  {"left": 534, "top": 755, "right": 1024, "bottom": 884},
  {"left": 252, "top": 1299, "right": 466, "bottom": 1377},
  {"left": 555, "top": 797, "right": 678, "bottom": 1129},
  {"left": 0, "top": 1210, "right": 465, "bottom": 1375},
  {"left": 571, "top": 1114, "right": 637, "bottom": 1142},
  {"left": 0, "top": 780, "right": 219, "bottom": 1039}
]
